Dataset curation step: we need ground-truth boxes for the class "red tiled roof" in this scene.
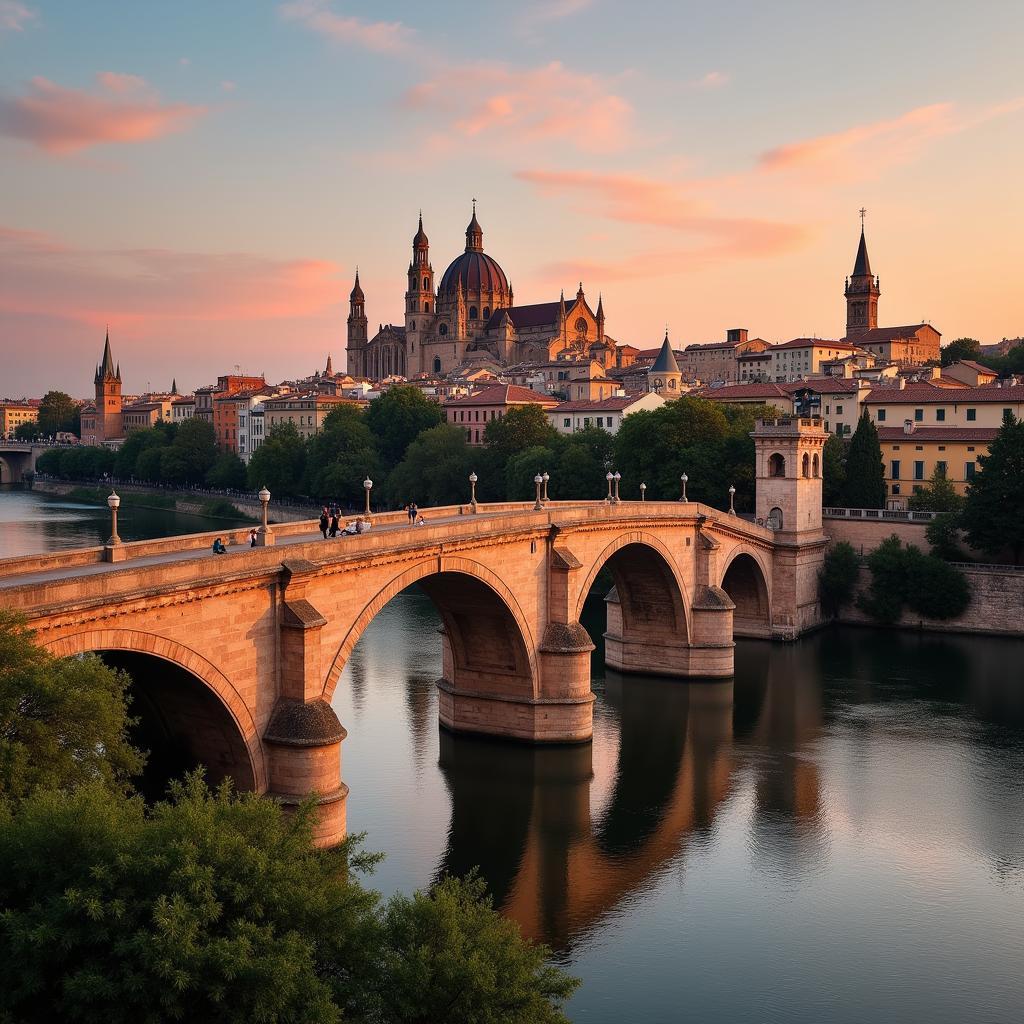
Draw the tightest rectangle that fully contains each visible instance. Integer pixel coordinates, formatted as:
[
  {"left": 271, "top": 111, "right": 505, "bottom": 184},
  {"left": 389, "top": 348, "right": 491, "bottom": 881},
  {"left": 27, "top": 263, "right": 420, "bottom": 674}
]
[
  {"left": 444, "top": 384, "right": 558, "bottom": 407},
  {"left": 782, "top": 377, "right": 864, "bottom": 395},
  {"left": 951, "top": 360, "right": 997, "bottom": 374},
  {"left": 864, "top": 383, "right": 1024, "bottom": 404},
  {"left": 697, "top": 383, "right": 792, "bottom": 400},
  {"left": 877, "top": 427, "right": 999, "bottom": 443},
  {"left": 848, "top": 324, "right": 940, "bottom": 342},
  {"left": 773, "top": 338, "right": 858, "bottom": 351},
  {"left": 552, "top": 394, "right": 649, "bottom": 413}
]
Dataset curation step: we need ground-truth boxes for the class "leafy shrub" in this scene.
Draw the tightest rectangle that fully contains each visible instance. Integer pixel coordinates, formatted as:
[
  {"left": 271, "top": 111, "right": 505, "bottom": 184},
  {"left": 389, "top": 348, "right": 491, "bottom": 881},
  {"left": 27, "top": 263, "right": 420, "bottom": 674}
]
[{"left": 818, "top": 541, "right": 860, "bottom": 617}]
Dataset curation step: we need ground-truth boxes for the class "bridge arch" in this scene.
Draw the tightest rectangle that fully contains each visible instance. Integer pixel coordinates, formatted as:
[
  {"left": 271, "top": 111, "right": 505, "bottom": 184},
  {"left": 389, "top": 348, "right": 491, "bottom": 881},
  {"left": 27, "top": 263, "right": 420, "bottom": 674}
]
[
  {"left": 43, "top": 629, "right": 265, "bottom": 793},
  {"left": 323, "top": 555, "right": 539, "bottom": 704},
  {"left": 574, "top": 531, "right": 691, "bottom": 642},
  {"left": 719, "top": 547, "right": 772, "bottom": 638}
]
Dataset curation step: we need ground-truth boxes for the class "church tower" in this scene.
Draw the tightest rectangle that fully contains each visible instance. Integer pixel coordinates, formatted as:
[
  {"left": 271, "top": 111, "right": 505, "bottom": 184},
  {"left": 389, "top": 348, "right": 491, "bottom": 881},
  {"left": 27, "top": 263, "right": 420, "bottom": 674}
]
[
  {"left": 405, "top": 213, "right": 434, "bottom": 375},
  {"left": 346, "top": 271, "right": 368, "bottom": 377},
  {"left": 93, "top": 330, "right": 122, "bottom": 442},
  {"left": 844, "top": 216, "right": 880, "bottom": 337}
]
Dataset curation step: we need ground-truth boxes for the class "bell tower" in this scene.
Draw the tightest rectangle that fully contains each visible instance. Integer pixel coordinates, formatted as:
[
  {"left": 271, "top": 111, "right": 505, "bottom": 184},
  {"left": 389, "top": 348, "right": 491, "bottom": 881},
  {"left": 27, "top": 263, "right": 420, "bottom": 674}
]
[
  {"left": 405, "top": 213, "right": 434, "bottom": 375},
  {"left": 93, "top": 330, "right": 122, "bottom": 442},
  {"left": 844, "top": 211, "right": 880, "bottom": 338},
  {"left": 346, "top": 270, "right": 368, "bottom": 377},
  {"left": 752, "top": 416, "right": 829, "bottom": 636}
]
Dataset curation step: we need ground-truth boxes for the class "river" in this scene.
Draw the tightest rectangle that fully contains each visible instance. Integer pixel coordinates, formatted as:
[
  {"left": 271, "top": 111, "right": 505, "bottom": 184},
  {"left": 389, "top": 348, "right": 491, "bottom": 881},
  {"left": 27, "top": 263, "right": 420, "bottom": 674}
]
[
  {"left": 4, "top": 486, "right": 1024, "bottom": 1022},
  {"left": 0, "top": 484, "right": 249, "bottom": 558}
]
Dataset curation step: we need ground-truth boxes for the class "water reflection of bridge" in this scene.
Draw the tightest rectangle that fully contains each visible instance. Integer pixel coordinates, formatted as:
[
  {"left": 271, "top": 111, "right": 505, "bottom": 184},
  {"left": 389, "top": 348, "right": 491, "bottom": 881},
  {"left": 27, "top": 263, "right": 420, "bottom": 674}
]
[{"left": 436, "top": 642, "right": 827, "bottom": 949}]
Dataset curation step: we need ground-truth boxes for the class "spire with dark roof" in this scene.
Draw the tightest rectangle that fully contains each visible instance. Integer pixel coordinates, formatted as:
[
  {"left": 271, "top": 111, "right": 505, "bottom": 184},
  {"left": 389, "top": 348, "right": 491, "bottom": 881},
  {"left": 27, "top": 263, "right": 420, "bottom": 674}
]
[
  {"left": 465, "top": 199, "right": 483, "bottom": 253},
  {"left": 95, "top": 330, "right": 116, "bottom": 383},
  {"left": 171, "top": 378, "right": 178, "bottom": 395},
  {"left": 650, "top": 331, "right": 680, "bottom": 374},
  {"left": 350, "top": 268, "right": 364, "bottom": 302},
  {"left": 577, "top": 281, "right": 585, "bottom": 301},
  {"left": 325, "top": 353, "right": 333, "bottom": 376},
  {"left": 413, "top": 211, "right": 428, "bottom": 249},
  {"left": 852, "top": 228, "right": 872, "bottom": 278}
]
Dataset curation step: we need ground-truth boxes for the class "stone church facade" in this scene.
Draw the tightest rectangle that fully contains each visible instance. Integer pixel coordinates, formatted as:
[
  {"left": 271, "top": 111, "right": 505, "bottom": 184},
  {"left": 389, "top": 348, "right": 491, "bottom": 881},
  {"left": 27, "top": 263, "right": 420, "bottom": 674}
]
[{"left": 346, "top": 205, "right": 619, "bottom": 378}]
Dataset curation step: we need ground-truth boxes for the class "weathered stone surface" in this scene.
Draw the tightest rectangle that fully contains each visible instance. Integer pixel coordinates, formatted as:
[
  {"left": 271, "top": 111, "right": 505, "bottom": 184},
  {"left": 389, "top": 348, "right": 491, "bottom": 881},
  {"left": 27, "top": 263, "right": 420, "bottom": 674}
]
[{"left": 264, "top": 699, "right": 347, "bottom": 746}]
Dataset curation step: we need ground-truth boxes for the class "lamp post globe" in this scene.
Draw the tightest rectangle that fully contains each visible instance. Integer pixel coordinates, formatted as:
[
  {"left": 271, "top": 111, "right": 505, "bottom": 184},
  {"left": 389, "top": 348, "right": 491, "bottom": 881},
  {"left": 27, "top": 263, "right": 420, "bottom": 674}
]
[
  {"left": 256, "top": 486, "right": 274, "bottom": 544},
  {"left": 542, "top": 471, "right": 550, "bottom": 502},
  {"left": 728, "top": 484, "right": 736, "bottom": 515},
  {"left": 533, "top": 473, "right": 544, "bottom": 510},
  {"left": 106, "top": 491, "right": 121, "bottom": 547},
  {"left": 469, "top": 471, "right": 478, "bottom": 511},
  {"left": 363, "top": 476, "right": 373, "bottom": 516},
  {"left": 606, "top": 470, "right": 614, "bottom": 502},
  {"left": 613, "top": 471, "right": 621, "bottom": 503},
  {"left": 640, "top": 482, "right": 646, "bottom": 502},
  {"left": 680, "top": 473, "right": 688, "bottom": 502}
]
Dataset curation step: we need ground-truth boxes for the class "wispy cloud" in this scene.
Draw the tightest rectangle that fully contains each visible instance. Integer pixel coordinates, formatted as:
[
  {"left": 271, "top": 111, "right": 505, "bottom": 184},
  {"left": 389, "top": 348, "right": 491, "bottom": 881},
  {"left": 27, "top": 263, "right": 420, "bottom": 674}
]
[
  {"left": 520, "top": 0, "right": 594, "bottom": 25},
  {"left": 693, "top": 70, "right": 729, "bottom": 90},
  {"left": 0, "top": 1, "right": 35, "bottom": 34},
  {"left": 0, "top": 73, "right": 207, "bottom": 154},
  {"left": 279, "top": 0, "right": 414, "bottom": 54},
  {"left": 405, "top": 61, "right": 632, "bottom": 154}
]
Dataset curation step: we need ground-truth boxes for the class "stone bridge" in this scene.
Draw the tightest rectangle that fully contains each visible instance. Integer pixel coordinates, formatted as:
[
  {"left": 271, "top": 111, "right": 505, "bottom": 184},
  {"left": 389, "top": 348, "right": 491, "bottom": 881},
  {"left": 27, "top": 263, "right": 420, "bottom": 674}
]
[
  {"left": 0, "top": 441, "right": 74, "bottom": 484},
  {"left": 0, "top": 418, "right": 827, "bottom": 845}
]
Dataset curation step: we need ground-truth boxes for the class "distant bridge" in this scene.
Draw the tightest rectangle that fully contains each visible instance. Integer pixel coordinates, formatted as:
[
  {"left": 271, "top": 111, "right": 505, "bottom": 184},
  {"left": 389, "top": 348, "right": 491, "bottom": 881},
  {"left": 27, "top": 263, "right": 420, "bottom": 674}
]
[
  {"left": 0, "top": 418, "right": 828, "bottom": 846},
  {"left": 0, "top": 441, "right": 77, "bottom": 484}
]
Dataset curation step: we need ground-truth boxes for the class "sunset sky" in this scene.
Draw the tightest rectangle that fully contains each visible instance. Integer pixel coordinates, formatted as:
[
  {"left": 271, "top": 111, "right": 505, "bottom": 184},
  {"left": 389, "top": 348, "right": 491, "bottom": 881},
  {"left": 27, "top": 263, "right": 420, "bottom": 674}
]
[{"left": 2, "top": 0, "right": 1023, "bottom": 397}]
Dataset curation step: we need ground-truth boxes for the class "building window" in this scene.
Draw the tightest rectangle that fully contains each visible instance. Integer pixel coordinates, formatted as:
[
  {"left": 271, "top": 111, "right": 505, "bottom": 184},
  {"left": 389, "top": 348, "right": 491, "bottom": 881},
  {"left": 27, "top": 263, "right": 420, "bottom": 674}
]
[
  {"left": 439, "top": 324, "right": 448, "bottom": 336},
  {"left": 936, "top": 409, "right": 946, "bottom": 422},
  {"left": 877, "top": 409, "right": 886, "bottom": 422},
  {"left": 583, "top": 417, "right": 591, "bottom": 427},
  {"left": 474, "top": 430, "right": 479, "bottom": 443},
  {"left": 836, "top": 405, "right": 843, "bottom": 414},
  {"left": 914, "top": 461, "right": 924, "bottom": 480},
  {"left": 483, "top": 307, "right": 490, "bottom": 319},
  {"left": 433, "top": 357, "right": 442, "bottom": 372},
  {"left": 914, "top": 409, "right": 923, "bottom": 422},
  {"left": 892, "top": 483, "right": 901, "bottom": 495},
  {"left": 563, "top": 418, "right": 570, "bottom": 428},
  {"left": 967, "top": 408, "right": 976, "bottom": 421},
  {"left": 768, "top": 452, "right": 785, "bottom": 477},
  {"left": 936, "top": 460, "right": 948, "bottom": 476},
  {"left": 891, "top": 460, "right": 901, "bottom": 480},
  {"left": 423, "top": 302, "right": 430, "bottom": 312},
  {"left": 967, "top": 446, "right": 975, "bottom": 452},
  {"left": 966, "top": 461, "right": 976, "bottom": 479},
  {"left": 469, "top": 306, "right": 478, "bottom": 319},
  {"left": 1004, "top": 409, "right": 1012, "bottom": 419},
  {"left": 596, "top": 417, "right": 604, "bottom": 427},
  {"left": 423, "top": 277, "right": 429, "bottom": 290}
]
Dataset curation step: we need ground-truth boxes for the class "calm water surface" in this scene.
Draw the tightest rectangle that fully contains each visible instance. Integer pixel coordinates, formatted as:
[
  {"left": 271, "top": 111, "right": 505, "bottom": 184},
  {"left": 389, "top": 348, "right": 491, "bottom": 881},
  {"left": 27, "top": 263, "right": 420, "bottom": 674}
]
[
  {"left": 0, "top": 484, "right": 248, "bottom": 557},
  {"left": 334, "top": 591, "right": 1024, "bottom": 1024}
]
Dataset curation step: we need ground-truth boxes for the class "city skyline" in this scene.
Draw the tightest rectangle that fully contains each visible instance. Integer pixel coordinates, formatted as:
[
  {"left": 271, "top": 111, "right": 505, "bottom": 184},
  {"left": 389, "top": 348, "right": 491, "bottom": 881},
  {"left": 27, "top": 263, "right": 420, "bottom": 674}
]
[{"left": 3, "top": 0, "right": 1024, "bottom": 396}]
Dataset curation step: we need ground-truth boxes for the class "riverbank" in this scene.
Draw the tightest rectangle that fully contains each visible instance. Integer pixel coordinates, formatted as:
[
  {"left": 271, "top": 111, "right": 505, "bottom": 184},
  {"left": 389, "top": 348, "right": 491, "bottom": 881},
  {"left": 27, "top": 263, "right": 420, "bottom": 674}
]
[{"left": 29, "top": 478, "right": 317, "bottom": 523}]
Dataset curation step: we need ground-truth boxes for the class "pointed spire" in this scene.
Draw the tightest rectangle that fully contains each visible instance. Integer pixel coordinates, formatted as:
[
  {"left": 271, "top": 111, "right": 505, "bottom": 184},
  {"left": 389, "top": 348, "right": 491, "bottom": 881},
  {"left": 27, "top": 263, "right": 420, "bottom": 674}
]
[
  {"left": 852, "top": 227, "right": 872, "bottom": 278},
  {"left": 596, "top": 292, "right": 604, "bottom": 318},
  {"left": 325, "top": 353, "right": 334, "bottom": 376},
  {"left": 115, "top": 362, "right": 121, "bottom": 381},
  {"left": 99, "top": 329, "right": 116, "bottom": 379},
  {"left": 559, "top": 289, "right": 567, "bottom": 320},
  {"left": 413, "top": 210, "right": 428, "bottom": 248},
  {"left": 171, "top": 378, "right": 178, "bottom": 395},
  {"left": 465, "top": 199, "right": 483, "bottom": 252},
  {"left": 350, "top": 268, "right": 364, "bottom": 303},
  {"left": 650, "top": 330, "right": 680, "bottom": 374},
  {"left": 577, "top": 281, "right": 584, "bottom": 301}
]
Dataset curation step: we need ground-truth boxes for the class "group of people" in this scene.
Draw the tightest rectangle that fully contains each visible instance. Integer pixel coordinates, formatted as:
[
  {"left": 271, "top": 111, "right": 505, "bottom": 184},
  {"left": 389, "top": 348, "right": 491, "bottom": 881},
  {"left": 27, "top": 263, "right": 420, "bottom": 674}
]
[
  {"left": 318, "top": 505, "right": 373, "bottom": 539},
  {"left": 404, "top": 503, "right": 427, "bottom": 527},
  {"left": 212, "top": 527, "right": 259, "bottom": 554}
]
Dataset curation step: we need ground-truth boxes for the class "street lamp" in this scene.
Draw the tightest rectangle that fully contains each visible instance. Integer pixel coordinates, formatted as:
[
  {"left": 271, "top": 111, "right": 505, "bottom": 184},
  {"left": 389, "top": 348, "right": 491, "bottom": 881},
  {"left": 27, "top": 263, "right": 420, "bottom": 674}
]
[
  {"left": 605, "top": 470, "right": 614, "bottom": 503},
  {"left": 542, "top": 471, "right": 550, "bottom": 503},
  {"left": 363, "top": 477, "right": 373, "bottom": 516},
  {"left": 103, "top": 491, "right": 123, "bottom": 565},
  {"left": 680, "top": 473, "right": 688, "bottom": 502},
  {"left": 533, "top": 473, "right": 544, "bottom": 511},
  {"left": 640, "top": 482, "right": 646, "bottom": 502},
  {"left": 728, "top": 484, "right": 736, "bottom": 515},
  {"left": 257, "top": 486, "right": 275, "bottom": 545},
  {"left": 613, "top": 471, "right": 621, "bottom": 504},
  {"left": 469, "top": 471, "right": 478, "bottom": 512}
]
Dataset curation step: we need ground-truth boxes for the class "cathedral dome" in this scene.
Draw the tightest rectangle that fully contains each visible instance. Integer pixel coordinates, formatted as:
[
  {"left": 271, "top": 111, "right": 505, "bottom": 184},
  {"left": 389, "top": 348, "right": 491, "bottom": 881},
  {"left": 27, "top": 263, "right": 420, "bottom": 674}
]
[
  {"left": 439, "top": 250, "right": 509, "bottom": 297},
  {"left": 438, "top": 203, "right": 509, "bottom": 300}
]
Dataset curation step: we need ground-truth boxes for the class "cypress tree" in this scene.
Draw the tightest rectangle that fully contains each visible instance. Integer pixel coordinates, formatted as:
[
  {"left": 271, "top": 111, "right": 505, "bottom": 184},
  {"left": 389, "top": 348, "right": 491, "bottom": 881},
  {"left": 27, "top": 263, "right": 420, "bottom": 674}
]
[
  {"left": 840, "top": 411, "right": 887, "bottom": 509},
  {"left": 963, "top": 411, "right": 1024, "bottom": 563}
]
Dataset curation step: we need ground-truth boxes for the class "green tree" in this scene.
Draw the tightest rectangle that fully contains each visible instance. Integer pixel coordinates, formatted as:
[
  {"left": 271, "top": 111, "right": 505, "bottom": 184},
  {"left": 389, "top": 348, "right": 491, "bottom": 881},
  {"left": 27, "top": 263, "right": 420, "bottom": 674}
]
[
  {"left": 379, "top": 872, "right": 578, "bottom": 1024},
  {"left": 13, "top": 421, "right": 38, "bottom": 441},
  {"left": 365, "top": 385, "right": 445, "bottom": 468},
  {"left": 0, "top": 776, "right": 579, "bottom": 1024},
  {"left": 962, "top": 411, "right": 1024, "bottom": 563},
  {"left": 818, "top": 541, "right": 860, "bottom": 617},
  {"left": 926, "top": 512, "right": 968, "bottom": 561},
  {"left": 166, "top": 417, "right": 218, "bottom": 485},
  {"left": 304, "top": 405, "right": 380, "bottom": 505},
  {"left": 480, "top": 405, "right": 560, "bottom": 501},
  {"left": 247, "top": 421, "right": 308, "bottom": 498},
  {"left": 37, "top": 391, "right": 80, "bottom": 437},
  {"left": 940, "top": 337, "right": 982, "bottom": 367},
  {"left": 505, "top": 445, "right": 558, "bottom": 501},
  {"left": 821, "top": 433, "right": 847, "bottom": 507},
  {"left": 908, "top": 464, "right": 964, "bottom": 513},
  {"left": 552, "top": 427, "right": 615, "bottom": 500},
  {"left": 840, "top": 411, "right": 886, "bottom": 509},
  {"left": 0, "top": 612, "right": 143, "bottom": 804},
  {"left": 136, "top": 445, "right": 165, "bottom": 482},
  {"left": 206, "top": 451, "right": 248, "bottom": 490},
  {"left": 114, "top": 426, "right": 169, "bottom": 479},
  {"left": 384, "top": 424, "right": 474, "bottom": 507}
]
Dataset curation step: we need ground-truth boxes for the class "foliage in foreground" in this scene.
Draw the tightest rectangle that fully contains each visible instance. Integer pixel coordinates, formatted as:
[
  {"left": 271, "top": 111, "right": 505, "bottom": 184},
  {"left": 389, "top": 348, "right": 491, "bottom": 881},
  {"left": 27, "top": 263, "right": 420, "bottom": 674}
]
[
  {"left": 0, "top": 776, "right": 579, "bottom": 1024},
  {"left": 840, "top": 411, "right": 886, "bottom": 509},
  {"left": 818, "top": 541, "right": 860, "bottom": 617},
  {"left": 962, "top": 411, "right": 1024, "bottom": 564},
  {"left": 0, "top": 611, "right": 143, "bottom": 804},
  {"left": 856, "top": 536, "right": 971, "bottom": 624}
]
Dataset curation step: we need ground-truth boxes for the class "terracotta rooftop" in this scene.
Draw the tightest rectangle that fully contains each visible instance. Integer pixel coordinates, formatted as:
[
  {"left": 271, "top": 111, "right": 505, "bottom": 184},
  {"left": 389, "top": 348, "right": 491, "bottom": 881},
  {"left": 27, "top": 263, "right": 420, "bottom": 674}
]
[
  {"left": 445, "top": 384, "right": 558, "bottom": 407},
  {"left": 552, "top": 394, "right": 649, "bottom": 413},
  {"left": 772, "top": 338, "right": 859, "bottom": 351},
  {"left": 863, "top": 383, "right": 1024, "bottom": 404},
  {"left": 848, "top": 324, "right": 940, "bottom": 341},
  {"left": 782, "top": 378, "right": 865, "bottom": 395},
  {"left": 698, "top": 383, "right": 792, "bottom": 400}
]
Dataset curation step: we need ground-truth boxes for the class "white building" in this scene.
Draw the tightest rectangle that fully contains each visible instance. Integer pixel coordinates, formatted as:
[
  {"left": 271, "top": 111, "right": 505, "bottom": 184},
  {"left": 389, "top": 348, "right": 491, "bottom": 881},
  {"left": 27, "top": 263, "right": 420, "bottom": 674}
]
[{"left": 548, "top": 392, "right": 664, "bottom": 436}]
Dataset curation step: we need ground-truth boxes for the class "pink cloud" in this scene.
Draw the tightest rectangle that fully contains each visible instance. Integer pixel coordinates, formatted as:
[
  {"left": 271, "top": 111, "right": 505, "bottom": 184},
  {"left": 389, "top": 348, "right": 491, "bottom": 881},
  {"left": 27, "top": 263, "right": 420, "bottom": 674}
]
[
  {"left": 404, "top": 61, "right": 632, "bottom": 153},
  {"left": 0, "top": 73, "right": 207, "bottom": 154},
  {"left": 693, "top": 70, "right": 729, "bottom": 90},
  {"left": 279, "top": 0, "right": 414, "bottom": 54},
  {"left": 516, "top": 168, "right": 805, "bottom": 255},
  {"left": 0, "top": 226, "right": 346, "bottom": 393},
  {"left": 0, "top": 1, "right": 35, "bottom": 34}
]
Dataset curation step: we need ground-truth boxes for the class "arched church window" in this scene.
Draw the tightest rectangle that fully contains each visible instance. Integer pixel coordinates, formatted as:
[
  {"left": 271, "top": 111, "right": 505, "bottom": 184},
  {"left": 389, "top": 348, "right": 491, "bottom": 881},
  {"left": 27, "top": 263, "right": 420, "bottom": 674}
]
[
  {"left": 768, "top": 506, "right": 783, "bottom": 530},
  {"left": 439, "top": 323, "right": 448, "bottom": 336},
  {"left": 423, "top": 277, "right": 429, "bottom": 290},
  {"left": 433, "top": 357, "right": 441, "bottom": 373},
  {"left": 575, "top": 317, "right": 588, "bottom": 335},
  {"left": 669, "top": 379, "right": 677, "bottom": 389},
  {"left": 410, "top": 321, "right": 416, "bottom": 331},
  {"left": 768, "top": 452, "right": 785, "bottom": 477},
  {"left": 813, "top": 453, "right": 820, "bottom": 477},
  {"left": 469, "top": 306, "right": 478, "bottom": 320},
  {"left": 424, "top": 301, "right": 430, "bottom": 313},
  {"left": 483, "top": 307, "right": 490, "bottom": 319},
  {"left": 802, "top": 453, "right": 810, "bottom": 478}
]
